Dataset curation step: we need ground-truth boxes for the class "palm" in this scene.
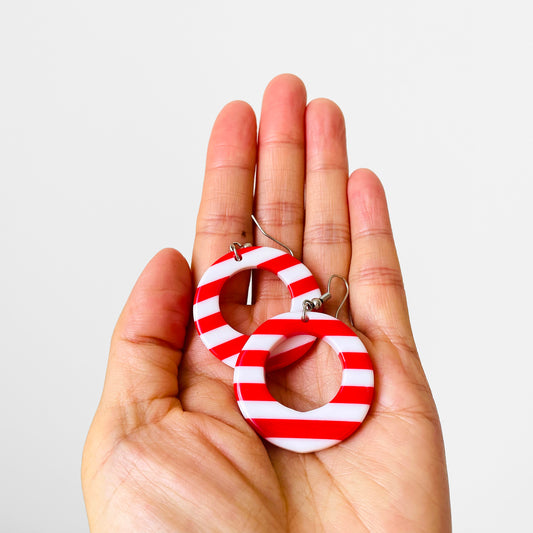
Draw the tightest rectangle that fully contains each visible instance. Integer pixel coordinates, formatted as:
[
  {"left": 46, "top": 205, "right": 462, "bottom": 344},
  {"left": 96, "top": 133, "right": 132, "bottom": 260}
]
[{"left": 82, "top": 75, "right": 450, "bottom": 532}]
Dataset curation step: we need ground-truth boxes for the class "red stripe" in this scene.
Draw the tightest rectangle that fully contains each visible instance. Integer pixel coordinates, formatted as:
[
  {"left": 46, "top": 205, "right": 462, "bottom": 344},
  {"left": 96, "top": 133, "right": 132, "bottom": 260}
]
[
  {"left": 212, "top": 334, "right": 247, "bottom": 360},
  {"left": 266, "top": 339, "right": 316, "bottom": 371},
  {"left": 255, "top": 319, "right": 353, "bottom": 337},
  {"left": 258, "top": 253, "right": 301, "bottom": 274},
  {"left": 195, "top": 312, "right": 226, "bottom": 334},
  {"left": 234, "top": 382, "right": 273, "bottom": 401},
  {"left": 237, "top": 341, "right": 317, "bottom": 370},
  {"left": 194, "top": 277, "right": 228, "bottom": 303},
  {"left": 342, "top": 352, "right": 372, "bottom": 369},
  {"left": 237, "top": 350, "right": 270, "bottom": 366},
  {"left": 331, "top": 386, "right": 374, "bottom": 404},
  {"left": 288, "top": 275, "right": 319, "bottom": 297},
  {"left": 247, "top": 418, "right": 361, "bottom": 440},
  {"left": 235, "top": 385, "right": 373, "bottom": 408}
]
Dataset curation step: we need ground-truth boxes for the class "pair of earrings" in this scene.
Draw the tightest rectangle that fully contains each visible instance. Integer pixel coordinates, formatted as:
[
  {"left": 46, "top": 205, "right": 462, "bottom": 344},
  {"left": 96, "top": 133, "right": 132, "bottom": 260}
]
[{"left": 193, "top": 219, "right": 374, "bottom": 454}]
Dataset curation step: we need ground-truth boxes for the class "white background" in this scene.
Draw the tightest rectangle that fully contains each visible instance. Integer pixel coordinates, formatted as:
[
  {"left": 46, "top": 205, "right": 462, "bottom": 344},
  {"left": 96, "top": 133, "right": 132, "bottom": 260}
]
[{"left": 1, "top": 1, "right": 531, "bottom": 531}]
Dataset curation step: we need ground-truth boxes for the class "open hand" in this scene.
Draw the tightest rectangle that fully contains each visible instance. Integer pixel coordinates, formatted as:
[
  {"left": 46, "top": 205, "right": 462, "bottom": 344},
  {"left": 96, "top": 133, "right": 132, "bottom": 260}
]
[{"left": 82, "top": 74, "right": 451, "bottom": 532}]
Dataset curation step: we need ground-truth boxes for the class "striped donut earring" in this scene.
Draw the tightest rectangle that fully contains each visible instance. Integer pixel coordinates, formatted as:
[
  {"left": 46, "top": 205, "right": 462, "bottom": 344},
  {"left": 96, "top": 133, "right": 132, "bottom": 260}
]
[
  {"left": 193, "top": 217, "right": 322, "bottom": 370},
  {"left": 234, "top": 277, "right": 374, "bottom": 453}
]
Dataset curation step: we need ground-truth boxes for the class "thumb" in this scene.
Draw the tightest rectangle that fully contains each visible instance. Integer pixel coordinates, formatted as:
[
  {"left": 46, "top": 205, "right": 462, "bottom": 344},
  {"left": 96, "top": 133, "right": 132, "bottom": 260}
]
[{"left": 101, "top": 248, "right": 192, "bottom": 407}]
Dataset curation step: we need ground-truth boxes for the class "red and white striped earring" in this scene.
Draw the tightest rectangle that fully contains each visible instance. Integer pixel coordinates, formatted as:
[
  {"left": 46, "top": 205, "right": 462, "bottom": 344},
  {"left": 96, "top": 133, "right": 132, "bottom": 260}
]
[
  {"left": 233, "top": 278, "right": 374, "bottom": 453},
  {"left": 193, "top": 218, "right": 322, "bottom": 369}
]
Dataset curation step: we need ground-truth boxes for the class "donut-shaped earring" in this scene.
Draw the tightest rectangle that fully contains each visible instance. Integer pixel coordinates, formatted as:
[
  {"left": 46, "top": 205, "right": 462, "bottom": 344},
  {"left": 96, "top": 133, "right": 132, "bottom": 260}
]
[
  {"left": 193, "top": 245, "right": 321, "bottom": 369},
  {"left": 233, "top": 311, "right": 374, "bottom": 453}
]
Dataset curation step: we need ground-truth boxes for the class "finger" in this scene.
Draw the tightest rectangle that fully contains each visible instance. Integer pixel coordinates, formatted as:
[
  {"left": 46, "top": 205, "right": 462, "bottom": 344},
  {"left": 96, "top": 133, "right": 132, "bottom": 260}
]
[
  {"left": 102, "top": 248, "right": 192, "bottom": 406},
  {"left": 254, "top": 74, "right": 307, "bottom": 258},
  {"left": 303, "top": 98, "right": 351, "bottom": 319},
  {"left": 192, "top": 100, "right": 256, "bottom": 303},
  {"left": 347, "top": 169, "right": 415, "bottom": 351},
  {"left": 265, "top": 100, "right": 350, "bottom": 410}
]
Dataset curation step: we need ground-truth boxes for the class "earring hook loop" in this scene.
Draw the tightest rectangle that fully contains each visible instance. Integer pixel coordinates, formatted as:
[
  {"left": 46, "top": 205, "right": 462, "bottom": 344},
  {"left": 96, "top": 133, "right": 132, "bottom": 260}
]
[{"left": 229, "top": 242, "right": 252, "bottom": 261}]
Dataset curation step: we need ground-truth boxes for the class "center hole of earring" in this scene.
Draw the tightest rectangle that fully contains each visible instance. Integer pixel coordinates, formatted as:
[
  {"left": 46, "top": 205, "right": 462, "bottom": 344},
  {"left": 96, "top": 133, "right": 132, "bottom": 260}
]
[
  {"left": 219, "top": 269, "right": 292, "bottom": 336},
  {"left": 266, "top": 339, "right": 343, "bottom": 412}
]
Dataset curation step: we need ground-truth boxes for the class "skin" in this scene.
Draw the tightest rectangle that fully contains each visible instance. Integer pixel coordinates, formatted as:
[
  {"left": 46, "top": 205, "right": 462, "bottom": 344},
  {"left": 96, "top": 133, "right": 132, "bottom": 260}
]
[{"left": 82, "top": 74, "right": 451, "bottom": 532}]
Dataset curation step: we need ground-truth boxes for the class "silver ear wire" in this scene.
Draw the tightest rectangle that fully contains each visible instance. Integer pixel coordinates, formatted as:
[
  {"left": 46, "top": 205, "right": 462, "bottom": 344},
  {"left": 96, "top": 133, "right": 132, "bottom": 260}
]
[
  {"left": 251, "top": 214, "right": 295, "bottom": 257},
  {"left": 327, "top": 274, "right": 350, "bottom": 319},
  {"left": 301, "top": 274, "right": 351, "bottom": 323}
]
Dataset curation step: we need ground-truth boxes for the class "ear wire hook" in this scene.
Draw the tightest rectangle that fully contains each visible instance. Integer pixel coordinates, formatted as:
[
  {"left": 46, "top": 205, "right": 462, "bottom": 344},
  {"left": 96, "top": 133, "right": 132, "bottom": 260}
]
[
  {"left": 327, "top": 274, "right": 350, "bottom": 319},
  {"left": 301, "top": 274, "right": 351, "bottom": 323},
  {"left": 251, "top": 214, "right": 295, "bottom": 257}
]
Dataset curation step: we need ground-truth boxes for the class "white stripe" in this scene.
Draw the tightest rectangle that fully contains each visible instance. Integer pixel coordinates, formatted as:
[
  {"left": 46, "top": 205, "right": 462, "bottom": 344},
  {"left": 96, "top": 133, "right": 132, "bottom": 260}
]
[
  {"left": 270, "top": 334, "right": 315, "bottom": 356},
  {"left": 309, "top": 311, "right": 338, "bottom": 320},
  {"left": 324, "top": 334, "right": 367, "bottom": 353},
  {"left": 269, "top": 311, "right": 301, "bottom": 320},
  {"left": 222, "top": 353, "right": 239, "bottom": 367},
  {"left": 200, "top": 324, "right": 241, "bottom": 349},
  {"left": 234, "top": 366, "right": 265, "bottom": 383},
  {"left": 252, "top": 246, "right": 286, "bottom": 265},
  {"left": 237, "top": 401, "right": 370, "bottom": 422},
  {"left": 242, "top": 333, "right": 285, "bottom": 351},
  {"left": 341, "top": 369, "right": 374, "bottom": 387},
  {"left": 266, "top": 437, "right": 340, "bottom": 453},
  {"left": 271, "top": 310, "right": 334, "bottom": 320},
  {"left": 193, "top": 296, "right": 220, "bottom": 321},
  {"left": 198, "top": 247, "right": 285, "bottom": 286},
  {"left": 289, "top": 290, "right": 322, "bottom": 310},
  {"left": 278, "top": 263, "right": 312, "bottom": 284}
]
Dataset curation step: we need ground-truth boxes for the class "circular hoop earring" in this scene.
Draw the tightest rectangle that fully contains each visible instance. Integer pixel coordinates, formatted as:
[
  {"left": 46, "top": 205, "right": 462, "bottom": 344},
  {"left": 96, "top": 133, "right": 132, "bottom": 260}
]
[
  {"left": 233, "top": 311, "right": 374, "bottom": 453},
  {"left": 193, "top": 246, "right": 321, "bottom": 369}
]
